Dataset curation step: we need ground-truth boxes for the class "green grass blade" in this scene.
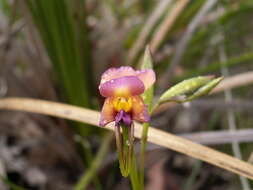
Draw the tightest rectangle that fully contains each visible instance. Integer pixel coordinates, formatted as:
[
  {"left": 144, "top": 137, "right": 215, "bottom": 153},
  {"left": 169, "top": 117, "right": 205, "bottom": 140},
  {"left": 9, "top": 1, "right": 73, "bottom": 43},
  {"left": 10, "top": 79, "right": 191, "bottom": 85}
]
[{"left": 25, "top": 0, "right": 95, "bottom": 135}]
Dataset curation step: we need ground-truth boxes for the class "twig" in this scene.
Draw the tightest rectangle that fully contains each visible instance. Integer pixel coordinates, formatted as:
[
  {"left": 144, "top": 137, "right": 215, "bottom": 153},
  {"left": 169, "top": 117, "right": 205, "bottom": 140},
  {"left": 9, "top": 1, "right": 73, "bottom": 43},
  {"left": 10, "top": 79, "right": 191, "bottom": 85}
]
[
  {"left": 137, "top": 129, "right": 253, "bottom": 153},
  {"left": 134, "top": 129, "right": 253, "bottom": 155},
  {"left": 0, "top": 0, "right": 25, "bottom": 98},
  {"left": 219, "top": 42, "right": 251, "bottom": 189},
  {"left": 0, "top": 20, "right": 25, "bottom": 48},
  {"left": 154, "top": 45, "right": 174, "bottom": 63},
  {"left": 127, "top": 0, "right": 173, "bottom": 65},
  {"left": 186, "top": 99, "right": 253, "bottom": 111},
  {"left": 248, "top": 153, "right": 253, "bottom": 164},
  {"left": 180, "top": 129, "right": 253, "bottom": 145},
  {"left": 155, "top": 99, "right": 253, "bottom": 115},
  {"left": 200, "top": 7, "right": 224, "bottom": 25},
  {"left": 150, "top": 0, "right": 189, "bottom": 53},
  {"left": 211, "top": 71, "right": 253, "bottom": 94},
  {"left": 160, "top": 0, "right": 218, "bottom": 87},
  {"left": 0, "top": 98, "right": 253, "bottom": 180},
  {"left": 154, "top": 7, "right": 224, "bottom": 63}
]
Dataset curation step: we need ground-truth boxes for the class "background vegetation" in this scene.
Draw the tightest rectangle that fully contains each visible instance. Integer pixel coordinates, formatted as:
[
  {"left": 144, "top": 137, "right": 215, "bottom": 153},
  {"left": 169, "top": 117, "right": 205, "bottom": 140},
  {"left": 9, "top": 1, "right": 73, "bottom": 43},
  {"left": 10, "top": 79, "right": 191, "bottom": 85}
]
[{"left": 0, "top": 0, "right": 253, "bottom": 189}]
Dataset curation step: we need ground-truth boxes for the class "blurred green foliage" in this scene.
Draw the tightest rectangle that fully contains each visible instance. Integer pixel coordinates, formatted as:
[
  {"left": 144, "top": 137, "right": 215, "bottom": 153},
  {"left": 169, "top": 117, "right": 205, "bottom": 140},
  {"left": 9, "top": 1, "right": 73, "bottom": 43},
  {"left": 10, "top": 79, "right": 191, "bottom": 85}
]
[{"left": 25, "top": 0, "right": 95, "bottom": 135}]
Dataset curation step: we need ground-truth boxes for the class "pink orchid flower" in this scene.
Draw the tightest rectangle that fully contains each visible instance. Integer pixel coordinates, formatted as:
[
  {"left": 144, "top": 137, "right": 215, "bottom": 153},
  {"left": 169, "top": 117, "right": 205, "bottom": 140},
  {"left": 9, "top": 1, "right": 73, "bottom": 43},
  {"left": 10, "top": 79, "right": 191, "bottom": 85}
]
[{"left": 99, "top": 66, "right": 156, "bottom": 127}]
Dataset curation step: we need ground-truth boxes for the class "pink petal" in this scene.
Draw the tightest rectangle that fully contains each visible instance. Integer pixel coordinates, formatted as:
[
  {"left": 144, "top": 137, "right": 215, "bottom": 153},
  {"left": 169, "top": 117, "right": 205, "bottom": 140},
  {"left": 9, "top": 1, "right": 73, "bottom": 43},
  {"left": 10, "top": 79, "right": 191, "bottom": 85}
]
[
  {"left": 131, "top": 96, "right": 150, "bottom": 123},
  {"left": 99, "top": 97, "right": 116, "bottom": 127},
  {"left": 136, "top": 69, "right": 156, "bottom": 90},
  {"left": 100, "top": 66, "right": 136, "bottom": 84},
  {"left": 99, "top": 76, "right": 145, "bottom": 97}
]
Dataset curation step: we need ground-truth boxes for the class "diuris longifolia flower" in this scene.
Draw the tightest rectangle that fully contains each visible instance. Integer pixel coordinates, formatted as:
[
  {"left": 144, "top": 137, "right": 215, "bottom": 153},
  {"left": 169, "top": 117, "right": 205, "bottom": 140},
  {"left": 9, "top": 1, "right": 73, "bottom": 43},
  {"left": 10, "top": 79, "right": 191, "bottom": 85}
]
[{"left": 99, "top": 66, "right": 156, "bottom": 128}]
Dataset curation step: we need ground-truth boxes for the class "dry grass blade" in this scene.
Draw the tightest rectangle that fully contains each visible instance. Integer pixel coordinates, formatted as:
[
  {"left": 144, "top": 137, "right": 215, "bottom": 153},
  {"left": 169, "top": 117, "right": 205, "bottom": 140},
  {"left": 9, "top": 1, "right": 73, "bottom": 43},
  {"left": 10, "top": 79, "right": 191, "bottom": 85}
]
[
  {"left": 219, "top": 42, "right": 250, "bottom": 189},
  {"left": 211, "top": 71, "right": 253, "bottom": 94},
  {"left": 150, "top": 0, "right": 189, "bottom": 53},
  {"left": 180, "top": 129, "right": 253, "bottom": 145},
  {"left": 0, "top": 98, "right": 253, "bottom": 180},
  {"left": 127, "top": 0, "right": 173, "bottom": 64},
  {"left": 160, "top": 0, "right": 218, "bottom": 86},
  {"left": 248, "top": 153, "right": 253, "bottom": 164}
]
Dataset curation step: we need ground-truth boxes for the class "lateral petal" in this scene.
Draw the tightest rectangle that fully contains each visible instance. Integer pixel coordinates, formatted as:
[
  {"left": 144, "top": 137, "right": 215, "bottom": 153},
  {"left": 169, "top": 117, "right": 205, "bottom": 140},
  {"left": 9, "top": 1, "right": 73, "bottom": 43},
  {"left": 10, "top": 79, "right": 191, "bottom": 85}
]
[
  {"left": 99, "top": 97, "right": 116, "bottom": 127},
  {"left": 136, "top": 69, "right": 156, "bottom": 90},
  {"left": 131, "top": 96, "right": 150, "bottom": 123}
]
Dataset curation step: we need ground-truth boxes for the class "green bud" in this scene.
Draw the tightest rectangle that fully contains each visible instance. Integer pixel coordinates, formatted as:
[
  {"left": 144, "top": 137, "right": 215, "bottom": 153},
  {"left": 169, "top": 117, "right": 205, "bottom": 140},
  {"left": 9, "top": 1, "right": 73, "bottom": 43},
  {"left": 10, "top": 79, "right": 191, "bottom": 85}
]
[
  {"left": 158, "top": 76, "right": 214, "bottom": 104},
  {"left": 185, "top": 77, "right": 223, "bottom": 102}
]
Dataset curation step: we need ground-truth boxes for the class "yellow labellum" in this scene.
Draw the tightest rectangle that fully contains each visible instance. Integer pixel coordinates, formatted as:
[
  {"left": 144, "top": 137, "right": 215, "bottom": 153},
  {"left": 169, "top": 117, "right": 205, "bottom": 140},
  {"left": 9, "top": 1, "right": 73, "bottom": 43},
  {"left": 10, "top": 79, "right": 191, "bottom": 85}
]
[{"left": 113, "top": 97, "right": 132, "bottom": 112}]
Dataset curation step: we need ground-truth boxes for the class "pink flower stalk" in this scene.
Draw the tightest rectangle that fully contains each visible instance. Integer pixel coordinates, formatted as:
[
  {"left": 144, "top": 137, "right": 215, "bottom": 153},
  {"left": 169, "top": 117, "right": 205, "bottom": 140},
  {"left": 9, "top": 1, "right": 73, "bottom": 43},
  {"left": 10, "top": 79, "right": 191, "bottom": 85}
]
[{"left": 99, "top": 66, "right": 156, "bottom": 127}]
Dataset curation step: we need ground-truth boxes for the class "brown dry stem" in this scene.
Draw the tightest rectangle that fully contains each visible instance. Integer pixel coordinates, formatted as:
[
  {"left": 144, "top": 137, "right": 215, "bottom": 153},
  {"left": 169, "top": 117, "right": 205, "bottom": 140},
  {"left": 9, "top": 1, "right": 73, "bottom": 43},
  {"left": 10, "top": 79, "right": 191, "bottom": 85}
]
[{"left": 0, "top": 97, "right": 253, "bottom": 180}]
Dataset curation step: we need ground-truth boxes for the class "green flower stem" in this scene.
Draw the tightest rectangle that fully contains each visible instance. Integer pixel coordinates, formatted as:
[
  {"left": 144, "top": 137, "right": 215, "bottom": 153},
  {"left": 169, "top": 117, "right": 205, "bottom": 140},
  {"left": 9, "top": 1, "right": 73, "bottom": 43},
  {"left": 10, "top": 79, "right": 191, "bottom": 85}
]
[
  {"left": 122, "top": 125, "right": 129, "bottom": 174},
  {"left": 118, "top": 124, "right": 135, "bottom": 177},
  {"left": 74, "top": 133, "right": 113, "bottom": 190},
  {"left": 128, "top": 124, "right": 135, "bottom": 173},
  {"left": 139, "top": 122, "right": 149, "bottom": 189},
  {"left": 130, "top": 152, "right": 141, "bottom": 190},
  {"left": 120, "top": 124, "right": 141, "bottom": 189},
  {"left": 115, "top": 123, "right": 143, "bottom": 190},
  {"left": 115, "top": 125, "right": 127, "bottom": 176}
]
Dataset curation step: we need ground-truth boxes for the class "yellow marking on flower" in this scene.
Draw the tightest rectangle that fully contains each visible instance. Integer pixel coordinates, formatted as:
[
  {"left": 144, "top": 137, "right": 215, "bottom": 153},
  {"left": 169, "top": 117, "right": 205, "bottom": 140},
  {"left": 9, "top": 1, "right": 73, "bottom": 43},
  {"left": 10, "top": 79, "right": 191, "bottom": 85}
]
[
  {"left": 113, "top": 97, "right": 133, "bottom": 112},
  {"left": 114, "top": 87, "right": 131, "bottom": 97}
]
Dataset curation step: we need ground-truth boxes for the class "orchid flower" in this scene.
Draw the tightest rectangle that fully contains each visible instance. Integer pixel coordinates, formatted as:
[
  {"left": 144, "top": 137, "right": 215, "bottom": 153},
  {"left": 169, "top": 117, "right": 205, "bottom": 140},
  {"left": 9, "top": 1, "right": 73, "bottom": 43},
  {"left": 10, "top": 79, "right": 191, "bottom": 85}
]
[
  {"left": 98, "top": 66, "right": 155, "bottom": 177},
  {"left": 99, "top": 66, "right": 156, "bottom": 128}
]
